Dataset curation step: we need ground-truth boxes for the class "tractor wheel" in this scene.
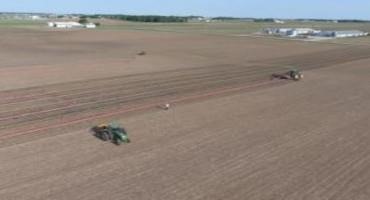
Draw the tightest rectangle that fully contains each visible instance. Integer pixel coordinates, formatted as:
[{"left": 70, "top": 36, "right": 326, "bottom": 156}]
[
  {"left": 100, "top": 132, "right": 110, "bottom": 141},
  {"left": 107, "top": 132, "right": 113, "bottom": 141},
  {"left": 293, "top": 75, "right": 300, "bottom": 81},
  {"left": 115, "top": 139, "right": 122, "bottom": 145}
]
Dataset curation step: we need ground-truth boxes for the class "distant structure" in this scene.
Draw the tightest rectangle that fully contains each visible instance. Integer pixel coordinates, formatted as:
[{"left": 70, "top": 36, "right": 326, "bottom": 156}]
[
  {"left": 188, "top": 17, "right": 212, "bottom": 23},
  {"left": 31, "top": 15, "right": 42, "bottom": 20},
  {"left": 263, "top": 28, "right": 316, "bottom": 37},
  {"left": 48, "top": 22, "right": 83, "bottom": 28},
  {"left": 263, "top": 28, "right": 368, "bottom": 38},
  {"left": 274, "top": 19, "right": 285, "bottom": 24},
  {"left": 318, "top": 30, "right": 368, "bottom": 38},
  {"left": 291, "top": 28, "right": 319, "bottom": 36},
  {"left": 85, "top": 23, "right": 97, "bottom": 29},
  {"left": 47, "top": 22, "right": 96, "bottom": 29}
]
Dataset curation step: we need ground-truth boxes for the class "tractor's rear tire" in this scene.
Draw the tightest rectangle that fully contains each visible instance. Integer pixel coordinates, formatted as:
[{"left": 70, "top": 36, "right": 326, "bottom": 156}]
[
  {"left": 100, "top": 132, "right": 110, "bottom": 141},
  {"left": 115, "top": 140, "right": 122, "bottom": 145}
]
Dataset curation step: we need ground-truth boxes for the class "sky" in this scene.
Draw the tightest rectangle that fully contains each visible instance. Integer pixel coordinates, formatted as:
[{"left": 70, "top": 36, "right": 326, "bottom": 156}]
[{"left": 1, "top": 0, "right": 370, "bottom": 20}]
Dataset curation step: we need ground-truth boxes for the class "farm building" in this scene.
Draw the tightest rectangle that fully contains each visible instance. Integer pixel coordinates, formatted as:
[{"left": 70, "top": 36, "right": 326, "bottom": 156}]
[
  {"left": 334, "top": 30, "right": 368, "bottom": 38},
  {"left": 47, "top": 22, "right": 84, "bottom": 28},
  {"left": 291, "top": 28, "right": 317, "bottom": 36},
  {"left": 85, "top": 23, "right": 97, "bottom": 29},
  {"left": 263, "top": 28, "right": 317, "bottom": 37},
  {"left": 273, "top": 19, "right": 285, "bottom": 24},
  {"left": 318, "top": 30, "right": 368, "bottom": 38},
  {"left": 264, "top": 27, "right": 368, "bottom": 39},
  {"left": 47, "top": 22, "right": 55, "bottom": 27},
  {"left": 263, "top": 28, "right": 280, "bottom": 35},
  {"left": 31, "top": 15, "right": 42, "bottom": 20},
  {"left": 278, "top": 28, "right": 293, "bottom": 36}
]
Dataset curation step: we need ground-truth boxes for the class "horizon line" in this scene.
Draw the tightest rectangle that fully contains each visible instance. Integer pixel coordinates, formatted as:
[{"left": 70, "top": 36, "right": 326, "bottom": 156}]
[{"left": 0, "top": 11, "right": 370, "bottom": 21}]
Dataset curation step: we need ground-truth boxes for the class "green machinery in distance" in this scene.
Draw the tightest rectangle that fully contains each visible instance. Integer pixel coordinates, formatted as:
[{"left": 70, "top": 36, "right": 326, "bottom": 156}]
[{"left": 92, "top": 123, "right": 131, "bottom": 145}]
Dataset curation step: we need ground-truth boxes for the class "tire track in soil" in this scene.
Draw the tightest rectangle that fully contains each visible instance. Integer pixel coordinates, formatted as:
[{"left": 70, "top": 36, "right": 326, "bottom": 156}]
[{"left": 1, "top": 46, "right": 370, "bottom": 142}]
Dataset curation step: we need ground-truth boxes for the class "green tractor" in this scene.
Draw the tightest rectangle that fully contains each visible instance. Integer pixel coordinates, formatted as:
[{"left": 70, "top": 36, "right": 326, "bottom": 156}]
[
  {"left": 92, "top": 123, "right": 130, "bottom": 145},
  {"left": 272, "top": 69, "right": 304, "bottom": 81}
]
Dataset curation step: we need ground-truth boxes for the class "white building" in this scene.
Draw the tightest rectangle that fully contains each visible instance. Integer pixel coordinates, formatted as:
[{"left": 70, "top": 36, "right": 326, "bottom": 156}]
[
  {"left": 263, "top": 28, "right": 295, "bottom": 36},
  {"left": 84, "top": 23, "right": 97, "bottom": 29},
  {"left": 31, "top": 15, "right": 42, "bottom": 20},
  {"left": 47, "top": 22, "right": 84, "bottom": 29},
  {"left": 285, "top": 28, "right": 316, "bottom": 37},
  {"left": 263, "top": 28, "right": 279, "bottom": 35},
  {"left": 334, "top": 30, "right": 368, "bottom": 38},
  {"left": 278, "top": 28, "right": 294, "bottom": 36},
  {"left": 47, "top": 22, "right": 55, "bottom": 27},
  {"left": 274, "top": 19, "right": 285, "bottom": 24},
  {"left": 264, "top": 27, "right": 368, "bottom": 39},
  {"left": 293, "top": 28, "right": 315, "bottom": 35},
  {"left": 318, "top": 30, "right": 368, "bottom": 38}
]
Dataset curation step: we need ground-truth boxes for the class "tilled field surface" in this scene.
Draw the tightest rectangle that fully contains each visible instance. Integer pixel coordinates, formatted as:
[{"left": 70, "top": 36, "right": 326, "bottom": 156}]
[
  {"left": 0, "top": 61, "right": 369, "bottom": 200},
  {"left": 1, "top": 28, "right": 370, "bottom": 199},
  {"left": 1, "top": 43, "right": 370, "bottom": 144},
  {"left": 0, "top": 63, "right": 289, "bottom": 144},
  {"left": 0, "top": 28, "right": 342, "bottom": 90}
]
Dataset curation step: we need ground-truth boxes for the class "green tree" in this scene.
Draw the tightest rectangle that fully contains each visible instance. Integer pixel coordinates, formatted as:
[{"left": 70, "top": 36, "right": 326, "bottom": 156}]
[{"left": 79, "top": 18, "right": 89, "bottom": 24}]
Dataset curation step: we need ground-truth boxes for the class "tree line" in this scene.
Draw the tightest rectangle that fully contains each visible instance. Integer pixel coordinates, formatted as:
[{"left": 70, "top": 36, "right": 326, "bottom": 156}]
[
  {"left": 85, "top": 15, "right": 188, "bottom": 23},
  {"left": 80, "top": 15, "right": 370, "bottom": 24}
]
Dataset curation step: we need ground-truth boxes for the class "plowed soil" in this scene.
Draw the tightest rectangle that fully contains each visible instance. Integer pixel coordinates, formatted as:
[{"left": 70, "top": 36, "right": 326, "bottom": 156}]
[{"left": 0, "top": 28, "right": 369, "bottom": 200}]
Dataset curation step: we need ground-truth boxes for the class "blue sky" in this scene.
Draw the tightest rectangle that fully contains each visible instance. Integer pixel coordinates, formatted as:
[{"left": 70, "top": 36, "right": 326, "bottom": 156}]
[{"left": 1, "top": 0, "right": 370, "bottom": 20}]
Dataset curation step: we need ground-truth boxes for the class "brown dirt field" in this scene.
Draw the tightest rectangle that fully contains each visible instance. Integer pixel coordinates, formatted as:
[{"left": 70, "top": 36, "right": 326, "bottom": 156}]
[
  {"left": 0, "top": 60, "right": 369, "bottom": 200},
  {"left": 0, "top": 28, "right": 370, "bottom": 199},
  {"left": 0, "top": 28, "right": 346, "bottom": 91}
]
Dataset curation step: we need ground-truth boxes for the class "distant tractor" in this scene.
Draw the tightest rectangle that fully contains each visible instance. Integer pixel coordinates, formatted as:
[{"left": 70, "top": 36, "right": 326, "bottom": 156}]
[
  {"left": 92, "top": 123, "right": 130, "bottom": 145},
  {"left": 137, "top": 51, "right": 146, "bottom": 56},
  {"left": 272, "top": 69, "right": 304, "bottom": 81}
]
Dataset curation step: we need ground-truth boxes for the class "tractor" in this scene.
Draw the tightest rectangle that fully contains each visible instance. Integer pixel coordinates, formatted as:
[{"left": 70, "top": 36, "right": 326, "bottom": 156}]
[
  {"left": 92, "top": 123, "right": 130, "bottom": 145},
  {"left": 272, "top": 69, "right": 304, "bottom": 81}
]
